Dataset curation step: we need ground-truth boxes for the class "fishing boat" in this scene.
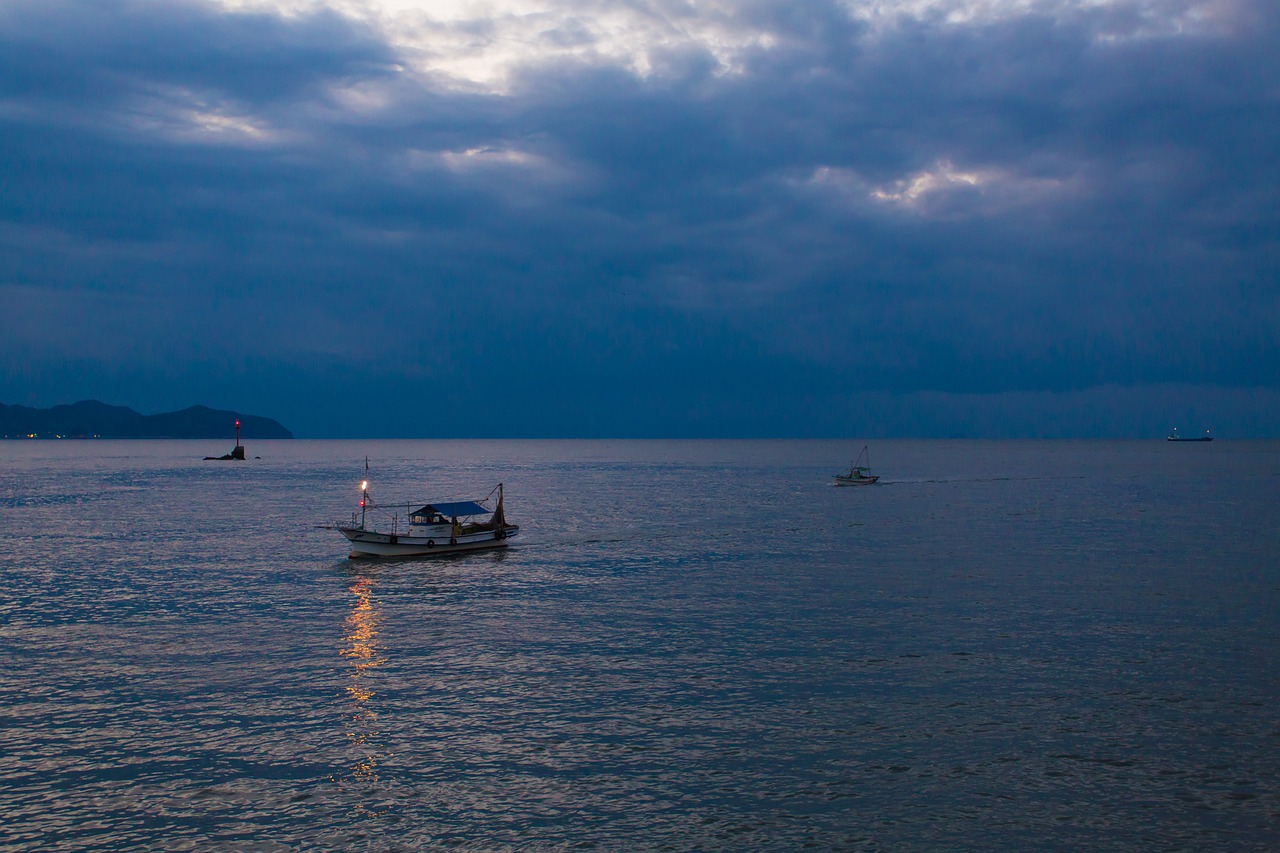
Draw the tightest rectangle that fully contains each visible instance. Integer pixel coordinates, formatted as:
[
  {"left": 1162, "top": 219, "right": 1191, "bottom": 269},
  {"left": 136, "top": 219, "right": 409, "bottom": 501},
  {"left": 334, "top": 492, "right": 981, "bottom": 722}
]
[
  {"left": 326, "top": 475, "right": 518, "bottom": 558},
  {"left": 834, "top": 445, "right": 879, "bottom": 486},
  {"left": 1167, "top": 427, "right": 1213, "bottom": 442}
]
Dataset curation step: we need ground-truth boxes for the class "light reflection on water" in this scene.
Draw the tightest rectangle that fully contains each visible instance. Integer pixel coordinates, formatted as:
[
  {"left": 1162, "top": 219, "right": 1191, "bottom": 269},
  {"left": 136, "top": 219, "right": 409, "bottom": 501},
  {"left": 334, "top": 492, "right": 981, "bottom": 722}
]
[
  {"left": 0, "top": 439, "right": 1278, "bottom": 850},
  {"left": 337, "top": 573, "right": 384, "bottom": 804}
]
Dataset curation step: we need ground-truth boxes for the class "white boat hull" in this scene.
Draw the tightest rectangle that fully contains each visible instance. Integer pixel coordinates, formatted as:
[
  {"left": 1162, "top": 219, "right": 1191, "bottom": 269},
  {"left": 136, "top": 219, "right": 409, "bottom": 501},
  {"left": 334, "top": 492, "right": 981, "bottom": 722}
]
[
  {"left": 833, "top": 475, "right": 879, "bottom": 486},
  {"left": 339, "top": 526, "right": 519, "bottom": 558}
]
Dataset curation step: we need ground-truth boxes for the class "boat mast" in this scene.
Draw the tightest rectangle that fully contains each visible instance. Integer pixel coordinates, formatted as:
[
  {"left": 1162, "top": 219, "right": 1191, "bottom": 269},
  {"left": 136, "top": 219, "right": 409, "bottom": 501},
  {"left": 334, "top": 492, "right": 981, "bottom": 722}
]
[
  {"left": 493, "top": 483, "right": 506, "bottom": 535},
  {"left": 360, "top": 456, "right": 369, "bottom": 529}
]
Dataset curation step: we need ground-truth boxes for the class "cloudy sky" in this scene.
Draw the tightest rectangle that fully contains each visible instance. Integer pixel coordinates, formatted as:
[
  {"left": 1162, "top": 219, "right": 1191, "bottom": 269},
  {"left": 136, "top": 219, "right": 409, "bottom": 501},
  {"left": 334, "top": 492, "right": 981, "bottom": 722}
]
[{"left": 1, "top": 0, "right": 1276, "bottom": 437}]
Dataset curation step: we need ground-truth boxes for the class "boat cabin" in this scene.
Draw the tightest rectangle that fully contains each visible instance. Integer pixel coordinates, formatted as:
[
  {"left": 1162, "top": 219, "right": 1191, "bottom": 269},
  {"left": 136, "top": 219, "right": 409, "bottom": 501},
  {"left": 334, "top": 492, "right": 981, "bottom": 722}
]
[{"left": 409, "top": 500, "right": 492, "bottom": 529}]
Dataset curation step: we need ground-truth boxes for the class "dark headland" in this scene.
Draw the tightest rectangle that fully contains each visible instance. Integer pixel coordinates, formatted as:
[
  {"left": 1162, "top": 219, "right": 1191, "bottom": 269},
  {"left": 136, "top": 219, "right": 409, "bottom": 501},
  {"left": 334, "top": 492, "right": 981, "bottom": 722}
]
[{"left": 0, "top": 400, "right": 293, "bottom": 440}]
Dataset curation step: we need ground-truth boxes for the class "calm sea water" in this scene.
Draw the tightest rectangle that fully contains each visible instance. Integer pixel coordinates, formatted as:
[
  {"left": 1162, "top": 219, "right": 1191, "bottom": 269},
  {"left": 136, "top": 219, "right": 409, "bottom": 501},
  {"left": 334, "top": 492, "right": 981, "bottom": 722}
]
[{"left": 1, "top": 439, "right": 1278, "bottom": 851}]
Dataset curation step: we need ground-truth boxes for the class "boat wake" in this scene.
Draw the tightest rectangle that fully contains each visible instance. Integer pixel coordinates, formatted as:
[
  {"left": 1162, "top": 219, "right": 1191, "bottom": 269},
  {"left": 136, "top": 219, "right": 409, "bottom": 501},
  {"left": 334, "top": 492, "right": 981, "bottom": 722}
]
[
  {"left": 875, "top": 474, "right": 1089, "bottom": 485},
  {"left": 506, "top": 535, "right": 633, "bottom": 549}
]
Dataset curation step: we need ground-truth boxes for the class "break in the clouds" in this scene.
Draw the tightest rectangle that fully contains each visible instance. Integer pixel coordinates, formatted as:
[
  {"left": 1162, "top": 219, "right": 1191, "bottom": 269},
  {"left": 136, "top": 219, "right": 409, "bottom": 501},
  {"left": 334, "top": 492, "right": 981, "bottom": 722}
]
[{"left": 0, "top": 0, "right": 1276, "bottom": 436}]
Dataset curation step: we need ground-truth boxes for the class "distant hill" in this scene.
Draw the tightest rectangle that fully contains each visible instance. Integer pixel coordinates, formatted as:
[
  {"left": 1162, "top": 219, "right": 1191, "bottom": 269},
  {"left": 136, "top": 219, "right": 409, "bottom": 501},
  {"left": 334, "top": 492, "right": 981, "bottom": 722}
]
[{"left": 0, "top": 400, "right": 293, "bottom": 439}]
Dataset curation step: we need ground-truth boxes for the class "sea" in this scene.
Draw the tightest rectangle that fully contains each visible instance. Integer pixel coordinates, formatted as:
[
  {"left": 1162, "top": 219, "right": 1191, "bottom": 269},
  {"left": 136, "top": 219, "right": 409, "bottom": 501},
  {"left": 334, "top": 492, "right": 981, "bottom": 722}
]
[{"left": 1, "top": 439, "right": 1278, "bottom": 851}]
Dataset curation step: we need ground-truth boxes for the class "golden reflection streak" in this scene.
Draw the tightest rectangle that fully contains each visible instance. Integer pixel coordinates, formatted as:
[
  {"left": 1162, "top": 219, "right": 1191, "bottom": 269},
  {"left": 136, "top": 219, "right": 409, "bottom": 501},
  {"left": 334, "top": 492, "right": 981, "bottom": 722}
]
[{"left": 334, "top": 574, "right": 386, "bottom": 808}]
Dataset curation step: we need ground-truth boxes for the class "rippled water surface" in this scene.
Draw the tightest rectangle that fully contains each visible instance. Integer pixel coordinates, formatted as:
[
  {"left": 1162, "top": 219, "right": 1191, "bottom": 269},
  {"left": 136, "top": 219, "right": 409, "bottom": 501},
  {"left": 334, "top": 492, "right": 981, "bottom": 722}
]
[{"left": 2, "top": 439, "right": 1279, "bottom": 850}]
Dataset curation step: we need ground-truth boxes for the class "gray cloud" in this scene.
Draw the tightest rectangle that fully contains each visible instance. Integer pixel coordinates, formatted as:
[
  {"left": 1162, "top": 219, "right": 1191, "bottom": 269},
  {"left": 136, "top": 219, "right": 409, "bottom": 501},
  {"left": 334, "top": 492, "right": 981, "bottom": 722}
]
[{"left": 0, "top": 0, "right": 1276, "bottom": 435}]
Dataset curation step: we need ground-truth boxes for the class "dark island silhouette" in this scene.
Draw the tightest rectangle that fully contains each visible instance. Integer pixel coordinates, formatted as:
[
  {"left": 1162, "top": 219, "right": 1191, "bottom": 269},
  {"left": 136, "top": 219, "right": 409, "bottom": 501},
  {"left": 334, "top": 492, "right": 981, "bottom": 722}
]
[{"left": 0, "top": 400, "right": 293, "bottom": 440}]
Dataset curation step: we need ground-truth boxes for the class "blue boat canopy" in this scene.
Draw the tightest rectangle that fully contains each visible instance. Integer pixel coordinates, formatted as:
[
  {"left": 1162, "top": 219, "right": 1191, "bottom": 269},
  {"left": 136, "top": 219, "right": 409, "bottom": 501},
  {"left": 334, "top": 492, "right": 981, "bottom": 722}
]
[{"left": 412, "top": 500, "right": 491, "bottom": 519}]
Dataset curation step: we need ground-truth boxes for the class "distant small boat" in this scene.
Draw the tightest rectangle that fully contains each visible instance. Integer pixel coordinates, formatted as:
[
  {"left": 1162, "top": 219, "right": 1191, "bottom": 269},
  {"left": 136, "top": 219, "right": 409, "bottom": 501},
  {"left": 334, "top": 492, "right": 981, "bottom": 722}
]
[
  {"left": 322, "top": 467, "right": 518, "bottom": 557},
  {"left": 1168, "top": 427, "right": 1213, "bottom": 442},
  {"left": 834, "top": 445, "right": 879, "bottom": 486}
]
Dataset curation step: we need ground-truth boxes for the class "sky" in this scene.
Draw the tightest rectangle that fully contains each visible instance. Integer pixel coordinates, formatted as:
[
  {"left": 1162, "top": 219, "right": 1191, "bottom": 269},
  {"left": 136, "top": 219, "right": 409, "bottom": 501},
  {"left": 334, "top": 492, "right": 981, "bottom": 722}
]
[{"left": 1, "top": 0, "right": 1277, "bottom": 437}]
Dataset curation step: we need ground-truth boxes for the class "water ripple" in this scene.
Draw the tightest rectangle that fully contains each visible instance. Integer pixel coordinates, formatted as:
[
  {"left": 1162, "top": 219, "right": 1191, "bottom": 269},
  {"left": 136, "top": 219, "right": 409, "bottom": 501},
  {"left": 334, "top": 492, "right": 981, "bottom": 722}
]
[{"left": 2, "top": 439, "right": 1279, "bottom": 850}]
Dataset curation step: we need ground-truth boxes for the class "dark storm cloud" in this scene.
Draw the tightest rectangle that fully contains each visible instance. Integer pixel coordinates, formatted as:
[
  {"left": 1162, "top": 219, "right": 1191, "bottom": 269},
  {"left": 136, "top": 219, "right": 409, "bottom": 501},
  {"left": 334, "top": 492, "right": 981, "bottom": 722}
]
[
  {"left": 499, "top": 4, "right": 1279, "bottom": 395},
  {"left": 0, "top": 0, "right": 393, "bottom": 105},
  {"left": 0, "top": 0, "right": 1276, "bottom": 435}
]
